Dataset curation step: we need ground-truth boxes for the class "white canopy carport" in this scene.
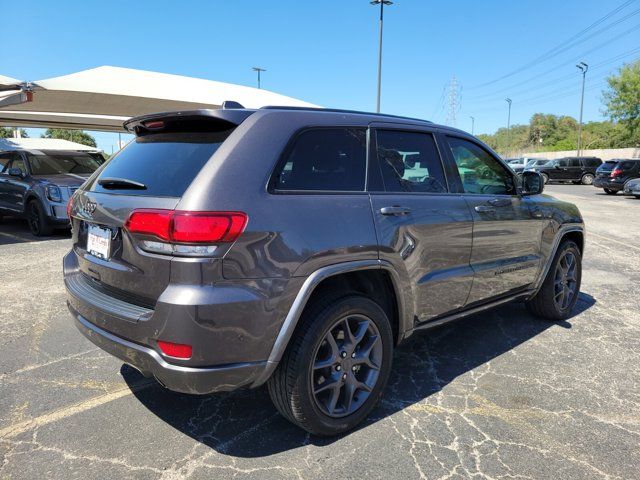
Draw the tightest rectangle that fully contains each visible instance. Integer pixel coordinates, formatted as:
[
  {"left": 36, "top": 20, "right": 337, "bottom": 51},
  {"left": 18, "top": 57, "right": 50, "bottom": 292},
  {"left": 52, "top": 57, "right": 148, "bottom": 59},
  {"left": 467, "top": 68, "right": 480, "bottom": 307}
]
[
  {"left": 0, "top": 66, "right": 319, "bottom": 132},
  {"left": 0, "top": 137, "right": 102, "bottom": 152}
]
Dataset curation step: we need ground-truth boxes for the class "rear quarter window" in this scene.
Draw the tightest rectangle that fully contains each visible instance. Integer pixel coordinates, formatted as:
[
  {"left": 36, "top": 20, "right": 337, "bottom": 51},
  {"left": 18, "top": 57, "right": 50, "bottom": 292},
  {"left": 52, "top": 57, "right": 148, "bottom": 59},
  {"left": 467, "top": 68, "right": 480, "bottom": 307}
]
[
  {"left": 583, "top": 158, "right": 602, "bottom": 167},
  {"left": 87, "top": 131, "right": 231, "bottom": 197}
]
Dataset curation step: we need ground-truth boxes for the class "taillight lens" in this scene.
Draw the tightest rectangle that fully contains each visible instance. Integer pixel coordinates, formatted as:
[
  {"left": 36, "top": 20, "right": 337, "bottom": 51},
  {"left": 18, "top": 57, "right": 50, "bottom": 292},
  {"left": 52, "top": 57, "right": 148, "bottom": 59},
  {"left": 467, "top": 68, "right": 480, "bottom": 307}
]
[
  {"left": 124, "top": 209, "right": 247, "bottom": 255},
  {"left": 125, "top": 209, "right": 173, "bottom": 241},
  {"left": 611, "top": 168, "right": 622, "bottom": 177},
  {"left": 172, "top": 212, "right": 247, "bottom": 243},
  {"left": 66, "top": 195, "right": 74, "bottom": 219},
  {"left": 157, "top": 340, "right": 192, "bottom": 359}
]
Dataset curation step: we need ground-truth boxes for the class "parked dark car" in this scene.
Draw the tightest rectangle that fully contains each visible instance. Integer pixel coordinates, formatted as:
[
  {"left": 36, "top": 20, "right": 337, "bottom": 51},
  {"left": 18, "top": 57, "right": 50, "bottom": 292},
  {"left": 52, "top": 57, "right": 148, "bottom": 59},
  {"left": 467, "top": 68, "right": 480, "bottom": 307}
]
[
  {"left": 623, "top": 177, "right": 640, "bottom": 198},
  {"left": 594, "top": 159, "right": 640, "bottom": 194},
  {"left": 528, "top": 156, "right": 602, "bottom": 184},
  {"left": 0, "top": 148, "right": 103, "bottom": 235},
  {"left": 64, "top": 107, "right": 585, "bottom": 436}
]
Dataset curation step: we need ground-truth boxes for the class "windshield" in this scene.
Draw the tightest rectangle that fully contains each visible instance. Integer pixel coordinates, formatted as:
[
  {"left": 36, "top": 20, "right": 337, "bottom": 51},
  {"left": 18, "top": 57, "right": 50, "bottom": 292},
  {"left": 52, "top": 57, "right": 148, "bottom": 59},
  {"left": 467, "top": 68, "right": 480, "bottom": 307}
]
[
  {"left": 527, "top": 159, "right": 547, "bottom": 167},
  {"left": 27, "top": 152, "right": 102, "bottom": 175}
]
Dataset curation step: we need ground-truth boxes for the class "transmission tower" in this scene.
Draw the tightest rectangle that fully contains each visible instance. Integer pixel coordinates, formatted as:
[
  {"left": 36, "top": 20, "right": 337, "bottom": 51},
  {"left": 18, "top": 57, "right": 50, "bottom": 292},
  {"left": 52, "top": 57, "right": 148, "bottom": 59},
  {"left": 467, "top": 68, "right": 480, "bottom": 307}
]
[{"left": 445, "top": 75, "right": 462, "bottom": 127}]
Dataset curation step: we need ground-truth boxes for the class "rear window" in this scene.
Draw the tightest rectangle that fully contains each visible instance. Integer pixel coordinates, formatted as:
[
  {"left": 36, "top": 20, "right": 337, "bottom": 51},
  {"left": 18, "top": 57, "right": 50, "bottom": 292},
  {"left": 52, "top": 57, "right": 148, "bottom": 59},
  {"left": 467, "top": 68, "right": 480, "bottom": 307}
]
[
  {"left": 88, "top": 131, "right": 231, "bottom": 197},
  {"left": 27, "top": 153, "right": 102, "bottom": 175},
  {"left": 599, "top": 162, "right": 616, "bottom": 172},
  {"left": 272, "top": 128, "right": 367, "bottom": 192}
]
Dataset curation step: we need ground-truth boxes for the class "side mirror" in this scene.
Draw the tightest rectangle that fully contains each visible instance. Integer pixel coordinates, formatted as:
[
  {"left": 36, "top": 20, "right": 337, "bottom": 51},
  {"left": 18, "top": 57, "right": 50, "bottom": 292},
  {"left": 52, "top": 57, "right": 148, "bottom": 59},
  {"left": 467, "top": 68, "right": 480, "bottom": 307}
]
[
  {"left": 8, "top": 168, "right": 24, "bottom": 178},
  {"left": 521, "top": 171, "right": 544, "bottom": 195}
]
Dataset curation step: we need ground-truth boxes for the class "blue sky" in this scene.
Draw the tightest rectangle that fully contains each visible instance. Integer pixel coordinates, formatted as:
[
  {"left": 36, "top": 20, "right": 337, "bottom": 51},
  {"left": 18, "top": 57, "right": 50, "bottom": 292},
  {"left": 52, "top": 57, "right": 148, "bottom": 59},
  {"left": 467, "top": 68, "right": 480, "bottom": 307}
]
[{"left": 3, "top": 0, "right": 639, "bottom": 152}]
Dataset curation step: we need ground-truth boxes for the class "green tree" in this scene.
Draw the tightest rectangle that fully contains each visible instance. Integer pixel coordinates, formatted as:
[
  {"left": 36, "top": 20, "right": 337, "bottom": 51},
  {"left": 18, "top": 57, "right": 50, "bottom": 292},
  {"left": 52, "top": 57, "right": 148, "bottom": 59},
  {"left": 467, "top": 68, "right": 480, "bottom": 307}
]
[
  {"left": 42, "top": 128, "right": 97, "bottom": 147},
  {"left": 0, "top": 127, "right": 28, "bottom": 138},
  {"left": 603, "top": 60, "right": 640, "bottom": 145}
]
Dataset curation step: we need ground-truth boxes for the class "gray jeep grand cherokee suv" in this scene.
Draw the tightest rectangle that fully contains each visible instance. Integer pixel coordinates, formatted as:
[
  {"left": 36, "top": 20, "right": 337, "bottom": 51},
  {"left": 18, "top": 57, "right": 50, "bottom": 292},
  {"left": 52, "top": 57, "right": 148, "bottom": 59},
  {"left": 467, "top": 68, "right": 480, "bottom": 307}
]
[{"left": 64, "top": 107, "right": 584, "bottom": 436}]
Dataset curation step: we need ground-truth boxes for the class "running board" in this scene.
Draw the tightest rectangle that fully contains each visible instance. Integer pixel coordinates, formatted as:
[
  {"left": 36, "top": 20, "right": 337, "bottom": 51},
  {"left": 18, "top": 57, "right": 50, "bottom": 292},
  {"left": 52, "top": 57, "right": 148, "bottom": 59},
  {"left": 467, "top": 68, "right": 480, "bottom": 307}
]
[{"left": 404, "top": 290, "right": 534, "bottom": 339}]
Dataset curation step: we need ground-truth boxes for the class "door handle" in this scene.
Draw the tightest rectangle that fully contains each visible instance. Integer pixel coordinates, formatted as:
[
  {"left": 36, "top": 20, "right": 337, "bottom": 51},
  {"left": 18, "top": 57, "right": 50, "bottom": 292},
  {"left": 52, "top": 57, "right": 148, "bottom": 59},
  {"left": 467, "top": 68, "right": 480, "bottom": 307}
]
[
  {"left": 474, "top": 205, "right": 495, "bottom": 213},
  {"left": 487, "top": 198, "right": 510, "bottom": 207},
  {"left": 380, "top": 206, "right": 411, "bottom": 216}
]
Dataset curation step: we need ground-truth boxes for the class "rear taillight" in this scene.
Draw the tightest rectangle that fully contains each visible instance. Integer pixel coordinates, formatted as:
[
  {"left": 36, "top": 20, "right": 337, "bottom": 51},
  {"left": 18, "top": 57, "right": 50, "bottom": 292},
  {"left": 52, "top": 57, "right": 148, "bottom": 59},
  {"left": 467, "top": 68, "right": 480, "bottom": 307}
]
[
  {"left": 66, "top": 196, "right": 74, "bottom": 219},
  {"left": 124, "top": 209, "right": 248, "bottom": 256},
  {"left": 611, "top": 168, "right": 622, "bottom": 178},
  {"left": 157, "top": 340, "right": 192, "bottom": 359}
]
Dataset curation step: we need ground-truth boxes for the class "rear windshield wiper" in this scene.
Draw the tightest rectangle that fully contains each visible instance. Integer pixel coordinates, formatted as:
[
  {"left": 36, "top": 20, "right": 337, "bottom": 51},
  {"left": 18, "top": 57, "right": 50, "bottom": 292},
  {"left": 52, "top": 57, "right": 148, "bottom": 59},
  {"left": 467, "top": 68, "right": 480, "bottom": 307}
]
[{"left": 98, "top": 177, "right": 147, "bottom": 190}]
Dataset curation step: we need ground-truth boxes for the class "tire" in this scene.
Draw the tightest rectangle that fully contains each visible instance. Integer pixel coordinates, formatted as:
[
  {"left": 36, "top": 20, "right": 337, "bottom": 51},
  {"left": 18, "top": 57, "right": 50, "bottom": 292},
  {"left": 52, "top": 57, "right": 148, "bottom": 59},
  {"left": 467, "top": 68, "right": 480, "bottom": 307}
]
[
  {"left": 27, "top": 200, "right": 54, "bottom": 237},
  {"left": 604, "top": 188, "right": 617, "bottom": 195},
  {"left": 581, "top": 173, "right": 594, "bottom": 185},
  {"left": 267, "top": 293, "right": 393, "bottom": 436},
  {"left": 541, "top": 173, "right": 549, "bottom": 184},
  {"left": 527, "top": 240, "right": 582, "bottom": 321}
]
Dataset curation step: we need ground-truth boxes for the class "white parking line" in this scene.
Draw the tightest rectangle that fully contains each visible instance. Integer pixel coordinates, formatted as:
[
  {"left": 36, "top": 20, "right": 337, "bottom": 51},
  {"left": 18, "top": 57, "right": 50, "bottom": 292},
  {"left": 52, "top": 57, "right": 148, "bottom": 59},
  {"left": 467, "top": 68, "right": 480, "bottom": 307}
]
[
  {"left": 0, "top": 379, "right": 156, "bottom": 439},
  {"left": 588, "top": 231, "right": 640, "bottom": 253}
]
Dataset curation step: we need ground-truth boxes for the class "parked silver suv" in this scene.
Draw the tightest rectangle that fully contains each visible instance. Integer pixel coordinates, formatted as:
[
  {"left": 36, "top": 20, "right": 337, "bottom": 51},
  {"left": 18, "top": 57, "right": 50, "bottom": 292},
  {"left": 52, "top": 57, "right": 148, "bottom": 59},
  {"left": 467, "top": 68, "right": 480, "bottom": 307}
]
[
  {"left": 0, "top": 146, "right": 103, "bottom": 235},
  {"left": 64, "top": 107, "right": 585, "bottom": 435}
]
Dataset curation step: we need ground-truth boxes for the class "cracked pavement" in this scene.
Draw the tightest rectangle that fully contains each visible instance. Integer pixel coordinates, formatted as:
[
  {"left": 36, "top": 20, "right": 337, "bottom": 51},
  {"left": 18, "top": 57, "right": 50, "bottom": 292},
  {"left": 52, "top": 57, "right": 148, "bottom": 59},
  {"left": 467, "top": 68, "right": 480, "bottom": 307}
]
[{"left": 1, "top": 185, "right": 639, "bottom": 479}]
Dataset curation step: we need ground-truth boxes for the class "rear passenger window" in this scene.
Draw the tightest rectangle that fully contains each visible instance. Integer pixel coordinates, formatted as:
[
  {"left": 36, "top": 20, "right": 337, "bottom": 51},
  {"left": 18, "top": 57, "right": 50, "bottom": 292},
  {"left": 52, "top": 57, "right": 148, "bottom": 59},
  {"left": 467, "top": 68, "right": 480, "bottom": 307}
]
[
  {"left": 569, "top": 159, "right": 581, "bottom": 167},
  {"left": 273, "top": 128, "right": 366, "bottom": 192},
  {"left": 375, "top": 130, "right": 447, "bottom": 193},
  {"left": 620, "top": 161, "right": 637, "bottom": 170}
]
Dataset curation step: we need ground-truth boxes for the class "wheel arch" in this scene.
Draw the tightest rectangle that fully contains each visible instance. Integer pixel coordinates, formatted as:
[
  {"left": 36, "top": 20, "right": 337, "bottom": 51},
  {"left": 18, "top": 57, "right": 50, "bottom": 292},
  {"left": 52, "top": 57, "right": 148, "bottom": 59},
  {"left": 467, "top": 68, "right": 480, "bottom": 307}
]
[
  {"left": 531, "top": 224, "right": 584, "bottom": 297},
  {"left": 251, "top": 260, "right": 409, "bottom": 387},
  {"left": 23, "top": 191, "right": 44, "bottom": 215}
]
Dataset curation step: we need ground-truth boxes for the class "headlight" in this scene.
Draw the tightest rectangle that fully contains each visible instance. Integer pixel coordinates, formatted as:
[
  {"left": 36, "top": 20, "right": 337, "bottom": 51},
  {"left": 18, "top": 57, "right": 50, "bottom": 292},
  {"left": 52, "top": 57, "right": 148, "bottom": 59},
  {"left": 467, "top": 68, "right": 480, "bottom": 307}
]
[{"left": 45, "top": 185, "right": 62, "bottom": 203}]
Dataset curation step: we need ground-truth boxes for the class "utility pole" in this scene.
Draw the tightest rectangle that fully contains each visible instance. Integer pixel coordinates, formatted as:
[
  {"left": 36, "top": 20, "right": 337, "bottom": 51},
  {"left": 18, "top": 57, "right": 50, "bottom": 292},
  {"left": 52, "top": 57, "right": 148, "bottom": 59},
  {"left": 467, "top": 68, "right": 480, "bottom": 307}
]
[
  {"left": 470, "top": 116, "right": 475, "bottom": 135},
  {"left": 371, "top": 0, "right": 393, "bottom": 113},
  {"left": 445, "top": 75, "right": 460, "bottom": 127},
  {"left": 252, "top": 67, "right": 266, "bottom": 89},
  {"left": 505, "top": 98, "right": 512, "bottom": 156},
  {"left": 576, "top": 62, "right": 588, "bottom": 157}
]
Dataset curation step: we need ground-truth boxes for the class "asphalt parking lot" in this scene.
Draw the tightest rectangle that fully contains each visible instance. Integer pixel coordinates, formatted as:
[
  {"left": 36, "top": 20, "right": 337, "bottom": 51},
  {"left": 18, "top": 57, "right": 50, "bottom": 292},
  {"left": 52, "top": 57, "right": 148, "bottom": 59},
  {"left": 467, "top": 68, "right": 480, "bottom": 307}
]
[{"left": 1, "top": 184, "right": 639, "bottom": 480}]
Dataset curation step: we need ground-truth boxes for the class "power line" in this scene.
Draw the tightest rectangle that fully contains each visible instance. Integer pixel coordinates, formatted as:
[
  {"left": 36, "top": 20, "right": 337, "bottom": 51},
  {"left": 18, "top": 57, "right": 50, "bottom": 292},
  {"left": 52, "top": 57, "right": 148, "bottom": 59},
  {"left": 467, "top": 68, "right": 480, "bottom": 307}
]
[
  {"left": 469, "top": 0, "right": 638, "bottom": 89},
  {"left": 466, "top": 46, "right": 640, "bottom": 103},
  {"left": 463, "top": 23, "right": 640, "bottom": 109}
]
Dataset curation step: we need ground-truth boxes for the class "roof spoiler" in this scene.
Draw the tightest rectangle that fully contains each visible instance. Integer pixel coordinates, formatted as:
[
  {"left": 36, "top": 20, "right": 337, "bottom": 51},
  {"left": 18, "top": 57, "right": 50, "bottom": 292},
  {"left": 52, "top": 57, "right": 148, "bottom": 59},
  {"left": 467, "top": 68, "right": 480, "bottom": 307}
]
[
  {"left": 221, "top": 100, "right": 244, "bottom": 109},
  {"left": 123, "top": 108, "right": 255, "bottom": 134}
]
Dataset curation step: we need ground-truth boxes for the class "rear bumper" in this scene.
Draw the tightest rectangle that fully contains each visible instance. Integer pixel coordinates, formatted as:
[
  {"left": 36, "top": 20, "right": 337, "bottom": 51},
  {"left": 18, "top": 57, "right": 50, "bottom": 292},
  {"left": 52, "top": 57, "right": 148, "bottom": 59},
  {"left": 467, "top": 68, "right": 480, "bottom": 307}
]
[
  {"left": 69, "top": 303, "right": 266, "bottom": 394},
  {"left": 593, "top": 178, "right": 624, "bottom": 191}
]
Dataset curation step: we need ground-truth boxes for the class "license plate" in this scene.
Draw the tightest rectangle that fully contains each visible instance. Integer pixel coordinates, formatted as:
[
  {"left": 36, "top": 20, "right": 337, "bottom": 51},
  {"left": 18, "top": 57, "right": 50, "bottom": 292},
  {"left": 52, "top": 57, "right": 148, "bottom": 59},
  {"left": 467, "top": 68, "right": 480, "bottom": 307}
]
[{"left": 87, "top": 224, "right": 111, "bottom": 260}]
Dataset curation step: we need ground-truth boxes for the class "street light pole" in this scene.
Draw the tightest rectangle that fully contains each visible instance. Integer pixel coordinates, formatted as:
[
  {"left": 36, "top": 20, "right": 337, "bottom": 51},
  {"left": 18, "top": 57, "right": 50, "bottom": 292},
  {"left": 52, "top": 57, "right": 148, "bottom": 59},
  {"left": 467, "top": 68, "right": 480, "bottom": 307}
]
[
  {"left": 470, "top": 116, "right": 475, "bottom": 135},
  {"left": 505, "top": 98, "right": 512, "bottom": 156},
  {"left": 371, "top": 0, "right": 393, "bottom": 113},
  {"left": 576, "top": 62, "right": 588, "bottom": 158},
  {"left": 252, "top": 67, "right": 266, "bottom": 89}
]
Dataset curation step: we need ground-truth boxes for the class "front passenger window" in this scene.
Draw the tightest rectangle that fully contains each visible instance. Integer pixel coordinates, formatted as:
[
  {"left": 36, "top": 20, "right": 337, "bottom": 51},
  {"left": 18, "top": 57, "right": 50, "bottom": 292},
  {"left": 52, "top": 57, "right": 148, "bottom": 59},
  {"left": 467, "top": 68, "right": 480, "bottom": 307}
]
[{"left": 446, "top": 137, "right": 516, "bottom": 195}]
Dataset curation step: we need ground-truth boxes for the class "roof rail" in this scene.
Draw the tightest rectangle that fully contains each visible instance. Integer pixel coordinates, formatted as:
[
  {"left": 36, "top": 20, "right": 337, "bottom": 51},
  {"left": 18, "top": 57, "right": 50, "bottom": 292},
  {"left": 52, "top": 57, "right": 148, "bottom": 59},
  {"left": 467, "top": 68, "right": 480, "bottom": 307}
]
[{"left": 260, "top": 105, "right": 433, "bottom": 124}]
